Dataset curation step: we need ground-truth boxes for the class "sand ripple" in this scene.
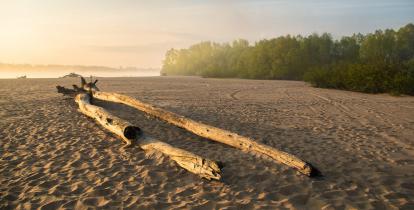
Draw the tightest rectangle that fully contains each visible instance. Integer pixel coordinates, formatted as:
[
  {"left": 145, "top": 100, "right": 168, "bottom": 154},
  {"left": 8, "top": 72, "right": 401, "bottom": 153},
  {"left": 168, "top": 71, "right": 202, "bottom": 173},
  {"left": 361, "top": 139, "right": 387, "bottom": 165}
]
[{"left": 1, "top": 77, "right": 414, "bottom": 209}]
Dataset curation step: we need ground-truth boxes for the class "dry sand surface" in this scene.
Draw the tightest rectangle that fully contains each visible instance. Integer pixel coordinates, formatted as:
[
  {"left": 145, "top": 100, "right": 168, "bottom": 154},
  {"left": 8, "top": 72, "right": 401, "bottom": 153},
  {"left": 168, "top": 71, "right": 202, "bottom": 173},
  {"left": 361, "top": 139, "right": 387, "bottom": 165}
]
[{"left": 1, "top": 76, "right": 414, "bottom": 209}]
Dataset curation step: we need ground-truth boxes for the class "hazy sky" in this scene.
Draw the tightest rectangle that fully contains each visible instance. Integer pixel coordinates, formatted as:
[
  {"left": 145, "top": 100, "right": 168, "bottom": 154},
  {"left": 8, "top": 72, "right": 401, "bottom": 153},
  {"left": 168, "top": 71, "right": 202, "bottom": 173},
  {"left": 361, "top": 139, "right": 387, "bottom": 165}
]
[{"left": 1, "top": 0, "right": 413, "bottom": 68}]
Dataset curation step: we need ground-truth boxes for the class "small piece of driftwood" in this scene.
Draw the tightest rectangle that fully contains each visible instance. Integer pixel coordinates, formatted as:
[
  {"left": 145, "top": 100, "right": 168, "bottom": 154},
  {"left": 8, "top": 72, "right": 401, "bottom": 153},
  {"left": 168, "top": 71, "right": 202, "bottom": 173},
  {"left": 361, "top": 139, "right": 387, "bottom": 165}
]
[
  {"left": 92, "top": 91, "right": 320, "bottom": 177},
  {"left": 75, "top": 93, "right": 221, "bottom": 180}
]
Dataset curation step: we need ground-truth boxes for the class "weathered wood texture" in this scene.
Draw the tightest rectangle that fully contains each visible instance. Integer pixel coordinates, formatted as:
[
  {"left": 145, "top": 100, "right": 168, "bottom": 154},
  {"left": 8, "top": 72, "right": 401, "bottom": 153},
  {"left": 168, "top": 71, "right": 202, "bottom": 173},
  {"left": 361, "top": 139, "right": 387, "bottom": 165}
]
[
  {"left": 93, "top": 91, "right": 319, "bottom": 177},
  {"left": 75, "top": 93, "right": 221, "bottom": 180}
]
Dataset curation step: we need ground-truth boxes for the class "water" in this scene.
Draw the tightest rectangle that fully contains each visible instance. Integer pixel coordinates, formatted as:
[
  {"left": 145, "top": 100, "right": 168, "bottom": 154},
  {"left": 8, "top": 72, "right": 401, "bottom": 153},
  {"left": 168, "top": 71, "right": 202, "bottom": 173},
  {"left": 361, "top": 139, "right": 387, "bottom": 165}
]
[{"left": 0, "top": 69, "right": 160, "bottom": 79}]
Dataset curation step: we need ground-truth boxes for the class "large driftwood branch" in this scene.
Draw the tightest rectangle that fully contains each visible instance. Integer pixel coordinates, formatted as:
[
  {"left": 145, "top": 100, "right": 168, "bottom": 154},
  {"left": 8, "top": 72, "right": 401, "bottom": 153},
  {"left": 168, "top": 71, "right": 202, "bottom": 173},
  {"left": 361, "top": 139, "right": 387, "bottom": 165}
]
[
  {"left": 58, "top": 76, "right": 320, "bottom": 177},
  {"left": 75, "top": 93, "right": 221, "bottom": 180},
  {"left": 92, "top": 91, "right": 320, "bottom": 177}
]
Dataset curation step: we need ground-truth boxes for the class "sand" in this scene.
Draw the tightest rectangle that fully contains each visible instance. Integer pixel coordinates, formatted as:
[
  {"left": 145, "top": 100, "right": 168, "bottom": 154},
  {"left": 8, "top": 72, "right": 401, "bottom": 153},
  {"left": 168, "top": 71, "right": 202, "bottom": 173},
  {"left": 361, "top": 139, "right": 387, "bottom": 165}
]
[{"left": 1, "top": 76, "right": 414, "bottom": 209}]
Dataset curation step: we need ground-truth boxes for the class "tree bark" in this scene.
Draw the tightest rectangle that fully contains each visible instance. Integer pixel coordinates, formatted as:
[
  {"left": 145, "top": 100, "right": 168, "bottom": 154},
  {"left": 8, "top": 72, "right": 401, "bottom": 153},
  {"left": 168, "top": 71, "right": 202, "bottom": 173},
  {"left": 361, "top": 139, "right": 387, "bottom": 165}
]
[
  {"left": 92, "top": 91, "right": 319, "bottom": 177},
  {"left": 75, "top": 93, "right": 221, "bottom": 180}
]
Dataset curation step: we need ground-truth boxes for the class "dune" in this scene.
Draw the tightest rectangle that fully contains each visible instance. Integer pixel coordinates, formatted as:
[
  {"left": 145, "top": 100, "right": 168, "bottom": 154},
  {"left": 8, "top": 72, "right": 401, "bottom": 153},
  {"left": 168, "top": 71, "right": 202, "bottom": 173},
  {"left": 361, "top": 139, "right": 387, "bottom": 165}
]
[{"left": 1, "top": 76, "right": 413, "bottom": 209}]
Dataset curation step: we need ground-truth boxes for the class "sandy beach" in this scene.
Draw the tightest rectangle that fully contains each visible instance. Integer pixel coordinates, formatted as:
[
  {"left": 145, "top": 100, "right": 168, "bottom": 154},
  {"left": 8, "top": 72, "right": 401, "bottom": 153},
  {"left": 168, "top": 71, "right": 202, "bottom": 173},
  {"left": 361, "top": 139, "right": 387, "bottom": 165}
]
[{"left": 1, "top": 76, "right": 414, "bottom": 209}]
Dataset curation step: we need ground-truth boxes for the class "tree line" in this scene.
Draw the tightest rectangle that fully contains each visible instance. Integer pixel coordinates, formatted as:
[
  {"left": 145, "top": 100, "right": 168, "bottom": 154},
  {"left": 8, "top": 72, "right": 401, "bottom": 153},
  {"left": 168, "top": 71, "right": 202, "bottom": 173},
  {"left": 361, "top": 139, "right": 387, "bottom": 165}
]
[{"left": 161, "top": 23, "right": 414, "bottom": 95}]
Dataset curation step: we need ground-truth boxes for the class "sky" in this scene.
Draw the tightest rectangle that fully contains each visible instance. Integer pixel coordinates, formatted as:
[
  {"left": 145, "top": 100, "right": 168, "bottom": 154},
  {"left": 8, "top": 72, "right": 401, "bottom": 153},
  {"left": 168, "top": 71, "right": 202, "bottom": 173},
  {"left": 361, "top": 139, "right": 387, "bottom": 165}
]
[{"left": 0, "top": 0, "right": 413, "bottom": 68}]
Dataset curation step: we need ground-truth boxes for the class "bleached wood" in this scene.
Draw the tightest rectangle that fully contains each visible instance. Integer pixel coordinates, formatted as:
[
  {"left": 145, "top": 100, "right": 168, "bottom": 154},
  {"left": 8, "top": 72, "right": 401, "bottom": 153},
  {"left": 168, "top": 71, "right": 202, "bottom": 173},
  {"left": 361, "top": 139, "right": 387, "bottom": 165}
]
[
  {"left": 92, "top": 91, "right": 319, "bottom": 177},
  {"left": 75, "top": 93, "right": 221, "bottom": 180}
]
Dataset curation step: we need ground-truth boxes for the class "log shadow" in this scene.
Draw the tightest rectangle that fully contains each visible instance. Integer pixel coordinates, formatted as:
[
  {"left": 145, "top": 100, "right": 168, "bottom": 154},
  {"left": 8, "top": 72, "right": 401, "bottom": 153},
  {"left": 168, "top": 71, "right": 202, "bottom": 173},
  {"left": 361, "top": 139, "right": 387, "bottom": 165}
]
[{"left": 91, "top": 99, "right": 327, "bottom": 186}]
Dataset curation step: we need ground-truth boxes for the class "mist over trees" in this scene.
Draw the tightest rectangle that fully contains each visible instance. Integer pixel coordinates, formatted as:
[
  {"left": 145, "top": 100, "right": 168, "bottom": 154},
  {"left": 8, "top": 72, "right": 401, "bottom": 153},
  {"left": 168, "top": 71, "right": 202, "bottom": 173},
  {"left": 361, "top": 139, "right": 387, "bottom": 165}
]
[{"left": 162, "top": 23, "right": 414, "bottom": 95}]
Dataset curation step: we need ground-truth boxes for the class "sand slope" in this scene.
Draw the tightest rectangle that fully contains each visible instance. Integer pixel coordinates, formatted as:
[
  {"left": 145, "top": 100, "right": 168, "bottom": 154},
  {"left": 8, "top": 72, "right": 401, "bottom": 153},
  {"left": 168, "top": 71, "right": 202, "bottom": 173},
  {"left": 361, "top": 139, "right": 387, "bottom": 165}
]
[{"left": 1, "top": 77, "right": 413, "bottom": 209}]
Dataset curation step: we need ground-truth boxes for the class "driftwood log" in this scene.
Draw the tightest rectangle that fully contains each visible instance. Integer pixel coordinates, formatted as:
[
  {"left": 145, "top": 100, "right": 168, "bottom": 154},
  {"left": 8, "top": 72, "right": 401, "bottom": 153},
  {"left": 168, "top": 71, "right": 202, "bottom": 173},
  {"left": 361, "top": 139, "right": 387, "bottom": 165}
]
[
  {"left": 92, "top": 91, "right": 320, "bottom": 177},
  {"left": 57, "top": 76, "right": 99, "bottom": 96},
  {"left": 58, "top": 76, "right": 320, "bottom": 177},
  {"left": 75, "top": 93, "right": 221, "bottom": 180}
]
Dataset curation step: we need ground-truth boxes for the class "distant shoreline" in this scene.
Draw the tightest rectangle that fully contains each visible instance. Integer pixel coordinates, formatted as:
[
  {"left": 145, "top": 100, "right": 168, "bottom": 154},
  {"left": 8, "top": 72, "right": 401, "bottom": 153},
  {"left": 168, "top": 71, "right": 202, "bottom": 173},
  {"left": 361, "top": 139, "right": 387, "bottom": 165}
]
[
  {"left": 0, "top": 70, "right": 160, "bottom": 79},
  {"left": 0, "top": 63, "right": 160, "bottom": 79},
  {"left": 0, "top": 75, "right": 161, "bottom": 79}
]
